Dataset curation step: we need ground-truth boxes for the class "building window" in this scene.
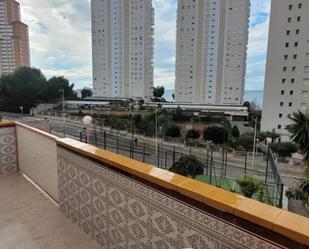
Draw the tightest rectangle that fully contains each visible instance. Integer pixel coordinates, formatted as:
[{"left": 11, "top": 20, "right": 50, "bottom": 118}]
[
  {"left": 289, "top": 102, "right": 293, "bottom": 107},
  {"left": 298, "top": 3, "right": 302, "bottom": 9},
  {"left": 291, "top": 78, "right": 295, "bottom": 83},
  {"left": 284, "top": 55, "right": 288, "bottom": 60},
  {"left": 281, "top": 90, "right": 285, "bottom": 95},
  {"left": 282, "top": 78, "right": 286, "bottom": 83},
  {"left": 289, "top": 4, "right": 292, "bottom": 10},
  {"left": 297, "top": 16, "right": 301, "bottom": 22},
  {"left": 278, "top": 125, "right": 282, "bottom": 129},
  {"left": 285, "top": 42, "right": 289, "bottom": 47},
  {"left": 288, "top": 17, "right": 292, "bottom": 22},
  {"left": 286, "top": 30, "right": 290, "bottom": 35},
  {"left": 279, "top": 114, "right": 283, "bottom": 118},
  {"left": 283, "top": 67, "right": 287, "bottom": 71},
  {"left": 280, "top": 102, "right": 284, "bottom": 106},
  {"left": 296, "top": 29, "right": 300, "bottom": 35},
  {"left": 290, "top": 90, "right": 294, "bottom": 95}
]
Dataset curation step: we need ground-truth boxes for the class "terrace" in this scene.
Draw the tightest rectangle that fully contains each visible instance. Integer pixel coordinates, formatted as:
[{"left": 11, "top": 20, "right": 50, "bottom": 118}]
[{"left": 0, "top": 120, "right": 309, "bottom": 249}]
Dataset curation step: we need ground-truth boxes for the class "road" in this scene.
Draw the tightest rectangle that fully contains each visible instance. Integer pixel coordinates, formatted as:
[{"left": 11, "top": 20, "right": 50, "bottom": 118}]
[{"left": 1, "top": 112, "right": 271, "bottom": 181}]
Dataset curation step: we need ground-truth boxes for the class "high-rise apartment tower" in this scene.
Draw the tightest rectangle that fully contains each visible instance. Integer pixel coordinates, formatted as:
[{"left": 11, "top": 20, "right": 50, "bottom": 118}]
[
  {"left": 0, "top": 0, "right": 30, "bottom": 75},
  {"left": 261, "top": 0, "right": 309, "bottom": 140},
  {"left": 91, "top": 0, "right": 154, "bottom": 100},
  {"left": 175, "top": 0, "right": 250, "bottom": 105}
]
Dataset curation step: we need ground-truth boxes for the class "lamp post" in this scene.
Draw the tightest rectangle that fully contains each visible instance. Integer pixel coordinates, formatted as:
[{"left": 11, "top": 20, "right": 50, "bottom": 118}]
[
  {"left": 19, "top": 106, "right": 23, "bottom": 118},
  {"left": 155, "top": 104, "right": 160, "bottom": 155},
  {"left": 83, "top": 116, "right": 93, "bottom": 144},
  {"left": 252, "top": 117, "right": 258, "bottom": 168}
]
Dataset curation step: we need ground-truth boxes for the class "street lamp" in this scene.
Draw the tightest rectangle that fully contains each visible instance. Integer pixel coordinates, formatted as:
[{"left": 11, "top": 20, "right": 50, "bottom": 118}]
[
  {"left": 155, "top": 104, "right": 160, "bottom": 155},
  {"left": 19, "top": 106, "right": 23, "bottom": 118},
  {"left": 83, "top": 115, "right": 93, "bottom": 144},
  {"left": 252, "top": 117, "right": 258, "bottom": 168}
]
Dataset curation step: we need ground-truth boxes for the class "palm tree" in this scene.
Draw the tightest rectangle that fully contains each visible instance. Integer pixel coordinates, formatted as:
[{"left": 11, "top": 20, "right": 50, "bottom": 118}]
[
  {"left": 287, "top": 111, "right": 309, "bottom": 164},
  {"left": 287, "top": 111, "right": 309, "bottom": 214}
]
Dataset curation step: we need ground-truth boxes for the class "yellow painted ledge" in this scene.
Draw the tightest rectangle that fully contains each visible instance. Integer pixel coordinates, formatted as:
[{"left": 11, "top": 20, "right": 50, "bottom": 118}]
[
  {"left": 0, "top": 120, "right": 15, "bottom": 127},
  {"left": 53, "top": 137, "right": 309, "bottom": 247}
]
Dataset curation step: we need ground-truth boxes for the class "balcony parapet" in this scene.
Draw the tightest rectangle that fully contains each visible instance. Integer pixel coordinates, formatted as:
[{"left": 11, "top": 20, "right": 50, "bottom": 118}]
[{"left": 0, "top": 121, "right": 309, "bottom": 249}]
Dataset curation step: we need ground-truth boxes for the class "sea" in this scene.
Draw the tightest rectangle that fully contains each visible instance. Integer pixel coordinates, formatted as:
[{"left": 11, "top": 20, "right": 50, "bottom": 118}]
[{"left": 164, "top": 89, "right": 264, "bottom": 108}]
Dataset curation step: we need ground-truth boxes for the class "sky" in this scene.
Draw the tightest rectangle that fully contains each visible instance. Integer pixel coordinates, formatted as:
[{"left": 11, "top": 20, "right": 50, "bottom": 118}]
[{"left": 20, "top": 0, "right": 271, "bottom": 91}]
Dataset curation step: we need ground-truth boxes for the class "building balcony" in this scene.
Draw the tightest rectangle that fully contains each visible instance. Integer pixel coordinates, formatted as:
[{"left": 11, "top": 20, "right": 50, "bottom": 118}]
[{"left": 0, "top": 120, "right": 309, "bottom": 249}]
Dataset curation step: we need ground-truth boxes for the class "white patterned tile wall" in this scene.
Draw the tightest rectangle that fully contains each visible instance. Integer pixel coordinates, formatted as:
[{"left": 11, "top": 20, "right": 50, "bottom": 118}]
[
  {"left": 57, "top": 147, "right": 284, "bottom": 249},
  {"left": 0, "top": 127, "right": 17, "bottom": 174}
]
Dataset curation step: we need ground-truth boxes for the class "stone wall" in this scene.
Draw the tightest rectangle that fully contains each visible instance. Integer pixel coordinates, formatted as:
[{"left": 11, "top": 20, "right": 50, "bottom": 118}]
[
  {"left": 57, "top": 146, "right": 282, "bottom": 249},
  {"left": 0, "top": 126, "right": 17, "bottom": 174}
]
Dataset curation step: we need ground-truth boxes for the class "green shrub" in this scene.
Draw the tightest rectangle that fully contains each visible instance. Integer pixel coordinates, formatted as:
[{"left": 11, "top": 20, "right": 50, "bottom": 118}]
[
  {"left": 203, "top": 126, "right": 228, "bottom": 144},
  {"left": 236, "top": 176, "right": 263, "bottom": 198},
  {"left": 238, "top": 133, "right": 254, "bottom": 150},
  {"left": 186, "top": 129, "right": 200, "bottom": 139},
  {"left": 165, "top": 125, "right": 181, "bottom": 138},
  {"left": 271, "top": 142, "right": 298, "bottom": 158},
  {"left": 169, "top": 155, "right": 204, "bottom": 178},
  {"left": 231, "top": 125, "right": 240, "bottom": 138}
]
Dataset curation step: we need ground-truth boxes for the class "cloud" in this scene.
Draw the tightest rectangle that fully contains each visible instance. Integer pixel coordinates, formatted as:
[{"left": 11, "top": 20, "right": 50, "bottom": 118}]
[{"left": 19, "top": 0, "right": 271, "bottom": 92}]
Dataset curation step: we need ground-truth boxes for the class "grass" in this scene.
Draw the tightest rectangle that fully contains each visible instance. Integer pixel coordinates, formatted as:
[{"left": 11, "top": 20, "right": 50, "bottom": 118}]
[{"left": 196, "top": 175, "right": 276, "bottom": 206}]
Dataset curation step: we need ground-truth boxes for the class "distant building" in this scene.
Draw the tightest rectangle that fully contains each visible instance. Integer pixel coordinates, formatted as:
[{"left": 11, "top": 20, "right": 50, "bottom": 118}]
[
  {"left": 91, "top": 0, "right": 154, "bottom": 100},
  {"left": 0, "top": 0, "right": 30, "bottom": 75},
  {"left": 261, "top": 0, "right": 309, "bottom": 140},
  {"left": 175, "top": 0, "right": 250, "bottom": 105}
]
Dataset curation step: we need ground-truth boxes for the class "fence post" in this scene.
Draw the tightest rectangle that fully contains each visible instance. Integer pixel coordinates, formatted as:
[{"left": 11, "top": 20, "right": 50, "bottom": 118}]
[
  {"left": 132, "top": 140, "right": 134, "bottom": 159},
  {"left": 129, "top": 140, "right": 133, "bottom": 159},
  {"left": 104, "top": 131, "right": 107, "bottom": 150},
  {"left": 94, "top": 132, "right": 98, "bottom": 146},
  {"left": 165, "top": 151, "right": 168, "bottom": 169},
  {"left": 157, "top": 145, "right": 160, "bottom": 167},
  {"left": 172, "top": 147, "right": 176, "bottom": 163},
  {"left": 244, "top": 151, "right": 248, "bottom": 175},
  {"left": 116, "top": 132, "right": 119, "bottom": 154},
  {"left": 143, "top": 143, "right": 146, "bottom": 163},
  {"left": 80, "top": 131, "right": 82, "bottom": 142},
  {"left": 279, "top": 184, "right": 284, "bottom": 208},
  {"left": 189, "top": 147, "right": 192, "bottom": 155},
  {"left": 265, "top": 146, "right": 270, "bottom": 183}
]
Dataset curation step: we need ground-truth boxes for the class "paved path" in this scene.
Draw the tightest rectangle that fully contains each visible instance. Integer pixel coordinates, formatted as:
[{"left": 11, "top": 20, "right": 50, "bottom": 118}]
[{"left": 0, "top": 173, "right": 102, "bottom": 249}]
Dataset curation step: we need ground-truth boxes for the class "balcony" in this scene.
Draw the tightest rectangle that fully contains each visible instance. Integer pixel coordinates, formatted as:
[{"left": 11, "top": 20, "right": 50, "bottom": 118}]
[{"left": 0, "top": 120, "right": 309, "bottom": 249}]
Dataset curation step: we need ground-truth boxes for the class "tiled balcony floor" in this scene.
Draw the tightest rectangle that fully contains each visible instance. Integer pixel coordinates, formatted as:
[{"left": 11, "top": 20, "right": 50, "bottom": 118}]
[{"left": 0, "top": 173, "right": 102, "bottom": 249}]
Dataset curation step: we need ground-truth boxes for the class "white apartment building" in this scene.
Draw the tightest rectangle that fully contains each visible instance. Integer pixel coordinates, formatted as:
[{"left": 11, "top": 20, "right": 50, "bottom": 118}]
[
  {"left": 175, "top": 0, "right": 250, "bottom": 105},
  {"left": 261, "top": 0, "right": 309, "bottom": 140},
  {"left": 91, "top": 0, "right": 154, "bottom": 100},
  {"left": 0, "top": 0, "right": 30, "bottom": 75}
]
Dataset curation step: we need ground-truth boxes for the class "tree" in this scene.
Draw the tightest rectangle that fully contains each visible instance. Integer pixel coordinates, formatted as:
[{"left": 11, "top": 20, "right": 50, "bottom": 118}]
[
  {"left": 165, "top": 125, "right": 181, "bottom": 138},
  {"left": 169, "top": 155, "right": 204, "bottom": 178},
  {"left": 236, "top": 176, "right": 263, "bottom": 198},
  {"left": 44, "top": 76, "right": 76, "bottom": 101},
  {"left": 231, "top": 125, "right": 240, "bottom": 138},
  {"left": 186, "top": 129, "right": 200, "bottom": 139},
  {"left": 203, "top": 126, "right": 228, "bottom": 144},
  {"left": 81, "top": 87, "right": 93, "bottom": 99},
  {"left": 0, "top": 67, "right": 47, "bottom": 113},
  {"left": 153, "top": 86, "right": 165, "bottom": 101},
  {"left": 238, "top": 133, "right": 254, "bottom": 150},
  {"left": 286, "top": 166, "right": 309, "bottom": 212},
  {"left": 270, "top": 142, "right": 298, "bottom": 158},
  {"left": 243, "top": 101, "right": 251, "bottom": 111},
  {"left": 138, "top": 99, "right": 145, "bottom": 110},
  {"left": 287, "top": 111, "right": 309, "bottom": 164}
]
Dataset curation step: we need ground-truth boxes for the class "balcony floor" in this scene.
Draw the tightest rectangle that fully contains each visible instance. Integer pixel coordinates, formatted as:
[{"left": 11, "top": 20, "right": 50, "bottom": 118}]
[{"left": 0, "top": 173, "right": 102, "bottom": 249}]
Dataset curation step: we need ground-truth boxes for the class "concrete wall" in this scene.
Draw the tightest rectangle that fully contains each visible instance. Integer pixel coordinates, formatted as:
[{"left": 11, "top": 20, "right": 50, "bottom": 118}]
[
  {"left": 16, "top": 124, "right": 58, "bottom": 201},
  {"left": 0, "top": 126, "right": 17, "bottom": 174}
]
